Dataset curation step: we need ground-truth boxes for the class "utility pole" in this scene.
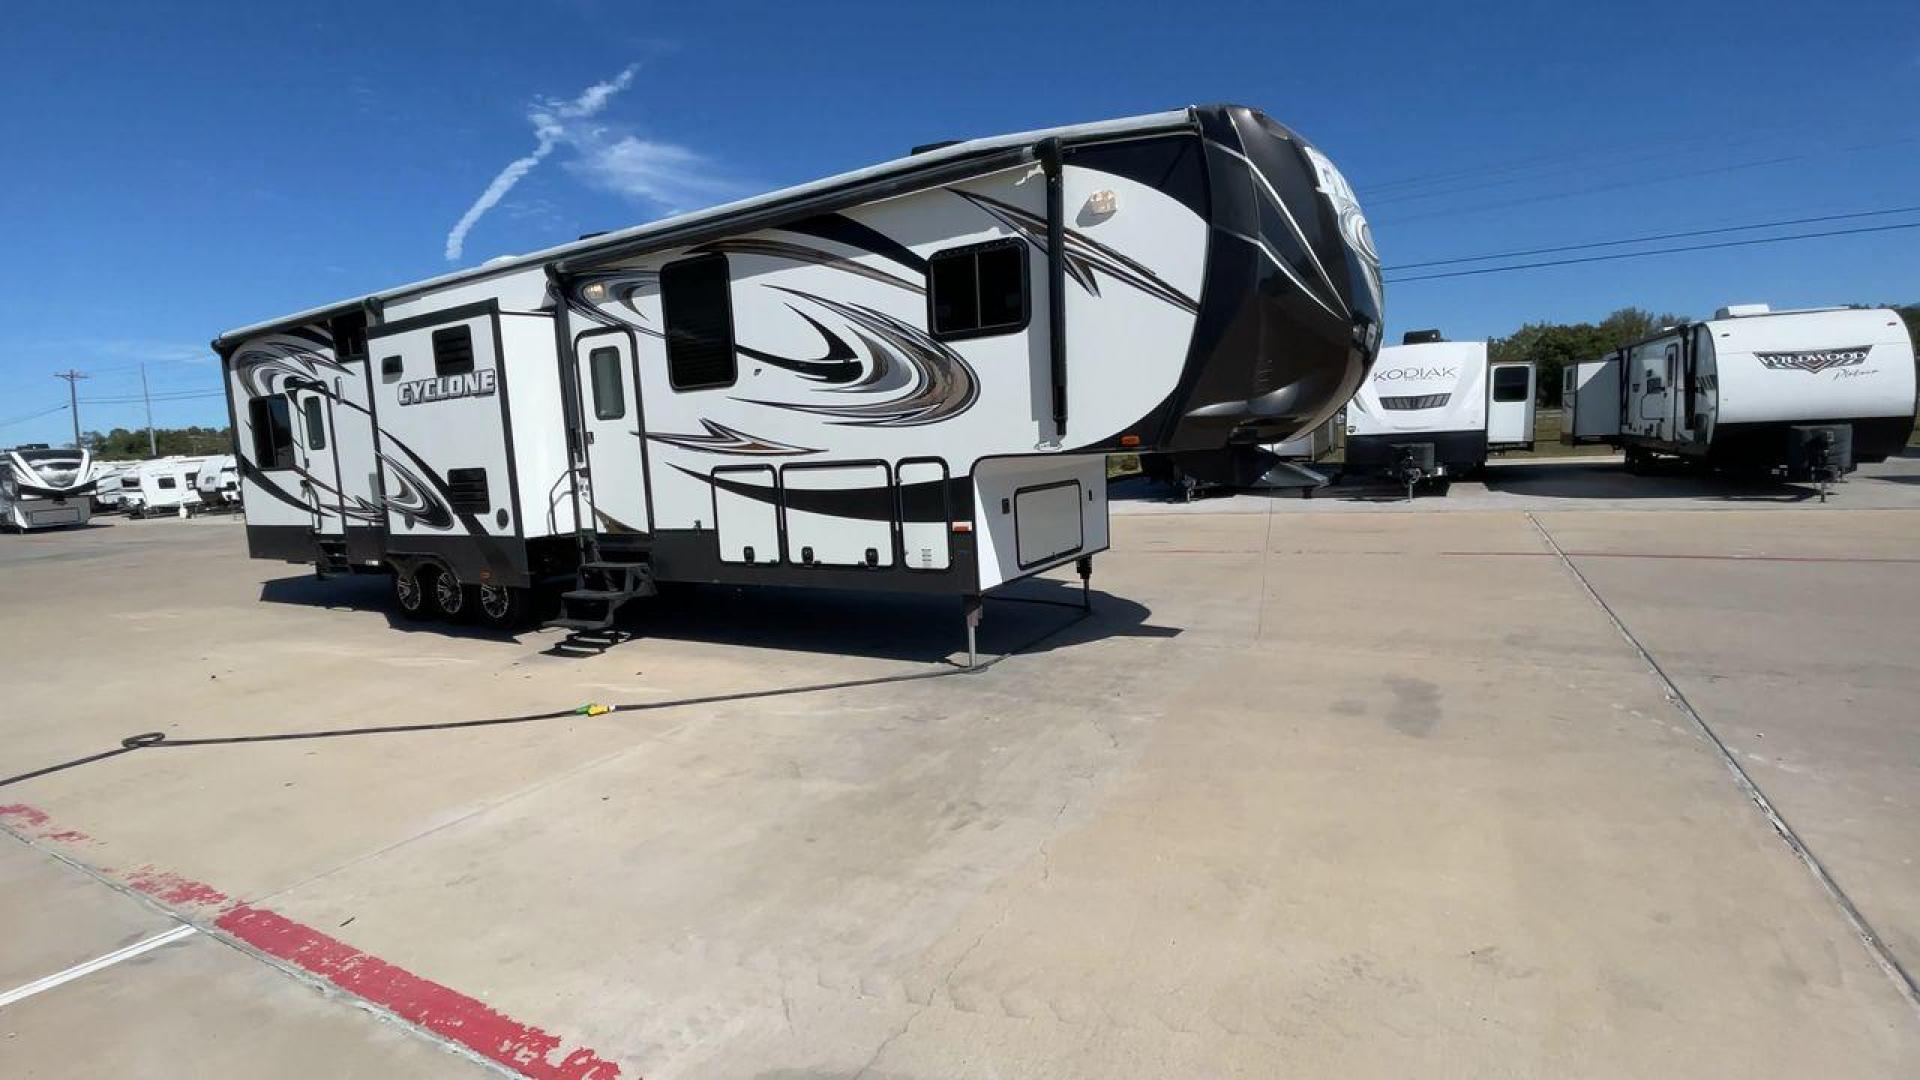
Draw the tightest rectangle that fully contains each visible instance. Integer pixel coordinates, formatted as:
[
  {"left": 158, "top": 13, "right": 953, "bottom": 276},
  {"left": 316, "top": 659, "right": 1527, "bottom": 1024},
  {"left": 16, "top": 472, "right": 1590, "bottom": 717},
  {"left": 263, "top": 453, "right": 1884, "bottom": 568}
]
[
  {"left": 140, "top": 362, "right": 157, "bottom": 457},
  {"left": 52, "top": 369, "right": 87, "bottom": 449}
]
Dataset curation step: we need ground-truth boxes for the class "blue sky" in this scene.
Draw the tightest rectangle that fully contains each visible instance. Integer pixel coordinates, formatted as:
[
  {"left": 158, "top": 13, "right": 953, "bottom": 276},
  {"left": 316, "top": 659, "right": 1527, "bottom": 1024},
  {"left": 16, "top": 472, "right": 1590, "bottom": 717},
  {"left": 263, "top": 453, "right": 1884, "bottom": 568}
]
[{"left": 3, "top": 0, "right": 1915, "bottom": 446}]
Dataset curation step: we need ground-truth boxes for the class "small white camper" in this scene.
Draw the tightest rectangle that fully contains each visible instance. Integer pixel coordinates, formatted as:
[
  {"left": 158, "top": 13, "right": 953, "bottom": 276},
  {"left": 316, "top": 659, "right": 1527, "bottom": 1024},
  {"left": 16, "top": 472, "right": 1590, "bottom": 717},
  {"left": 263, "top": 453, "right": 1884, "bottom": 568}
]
[
  {"left": 1561, "top": 305, "right": 1917, "bottom": 483},
  {"left": 1, "top": 444, "right": 96, "bottom": 530},
  {"left": 88, "top": 461, "right": 138, "bottom": 512},
  {"left": 1342, "top": 331, "right": 1534, "bottom": 492},
  {"left": 215, "top": 104, "right": 1384, "bottom": 637},
  {"left": 124, "top": 457, "right": 209, "bottom": 518},
  {"left": 194, "top": 454, "right": 241, "bottom": 509}
]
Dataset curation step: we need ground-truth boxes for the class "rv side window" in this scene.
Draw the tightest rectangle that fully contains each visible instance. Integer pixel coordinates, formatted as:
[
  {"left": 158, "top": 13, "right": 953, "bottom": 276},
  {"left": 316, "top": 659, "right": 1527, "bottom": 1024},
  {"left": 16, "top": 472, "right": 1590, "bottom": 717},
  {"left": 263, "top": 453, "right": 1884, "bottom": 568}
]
[
  {"left": 381, "top": 355, "right": 403, "bottom": 383},
  {"left": 157, "top": 476, "right": 177, "bottom": 490},
  {"left": 928, "top": 239, "right": 1028, "bottom": 340},
  {"left": 446, "top": 467, "right": 489, "bottom": 513},
  {"left": 301, "top": 397, "right": 327, "bottom": 450},
  {"left": 588, "top": 347, "right": 625, "bottom": 420},
  {"left": 248, "top": 396, "right": 296, "bottom": 469},
  {"left": 432, "top": 325, "right": 475, "bottom": 377},
  {"left": 661, "top": 253, "right": 737, "bottom": 391},
  {"left": 1492, "top": 366, "right": 1530, "bottom": 403}
]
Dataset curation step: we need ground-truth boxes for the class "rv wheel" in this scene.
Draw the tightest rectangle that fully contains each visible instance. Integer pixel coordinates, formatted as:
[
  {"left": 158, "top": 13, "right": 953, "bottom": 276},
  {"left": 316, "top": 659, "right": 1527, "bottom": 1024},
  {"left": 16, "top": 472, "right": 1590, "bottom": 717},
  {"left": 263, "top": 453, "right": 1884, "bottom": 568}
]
[
  {"left": 429, "top": 567, "right": 470, "bottom": 621},
  {"left": 392, "top": 566, "right": 432, "bottom": 620},
  {"left": 474, "top": 584, "right": 530, "bottom": 630}
]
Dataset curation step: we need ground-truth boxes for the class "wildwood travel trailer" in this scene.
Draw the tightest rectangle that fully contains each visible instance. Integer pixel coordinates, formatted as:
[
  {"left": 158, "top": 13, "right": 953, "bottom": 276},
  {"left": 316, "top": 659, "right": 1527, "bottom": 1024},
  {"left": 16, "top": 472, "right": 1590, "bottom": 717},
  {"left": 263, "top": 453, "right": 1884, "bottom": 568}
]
[
  {"left": 215, "top": 105, "right": 1383, "bottom": 643},
  {"left": 1, "top": 444, "right": 96, "bottom": 530},
  {"left": 1342, "top": 332, "right": 1534, "bottom": 494},
  {"left": 1563, "top": 305, "right": 1917, "bottom": 487}
]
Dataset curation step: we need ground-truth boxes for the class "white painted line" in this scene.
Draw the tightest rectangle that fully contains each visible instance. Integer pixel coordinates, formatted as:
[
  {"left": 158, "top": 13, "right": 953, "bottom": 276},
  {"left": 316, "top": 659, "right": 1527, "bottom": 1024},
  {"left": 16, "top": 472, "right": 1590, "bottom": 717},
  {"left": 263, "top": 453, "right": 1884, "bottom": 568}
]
[{"left": 0, "top": 924, "right": 197, "bottom": 1009}]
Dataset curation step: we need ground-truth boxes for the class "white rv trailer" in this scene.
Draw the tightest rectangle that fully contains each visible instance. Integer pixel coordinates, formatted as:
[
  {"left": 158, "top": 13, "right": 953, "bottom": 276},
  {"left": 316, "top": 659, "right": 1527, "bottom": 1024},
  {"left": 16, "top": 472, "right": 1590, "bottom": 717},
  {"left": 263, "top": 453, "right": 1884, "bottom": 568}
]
[
  {"left": 1562, "top": 305, "right": 1917, "bottom": 481},
  {"left": 1, "top": 444, "right": 96, "bottom": 530},
  {"left": 194, "top": 454, "right": 241, "bottom": 509},
  {"left": 123, "top": 457, "right": 209, "bottom": 517},
  {"left": 215, "top": 105, "right": 1384, "bottom": 636},
  {"left": 88, "top": 461, "right": 138, "bottom": 511},
  {"left": 1341, "top": 332, "right": 1534, "bottom": 492}
]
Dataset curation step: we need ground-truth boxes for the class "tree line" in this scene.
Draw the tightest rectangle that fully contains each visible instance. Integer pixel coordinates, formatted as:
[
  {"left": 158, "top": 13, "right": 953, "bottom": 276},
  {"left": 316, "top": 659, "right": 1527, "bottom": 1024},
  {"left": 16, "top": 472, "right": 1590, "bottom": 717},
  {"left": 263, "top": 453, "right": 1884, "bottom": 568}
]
[
  {"left": 82, "top": 426, "right": 232, "bottom": 460},
  {"left": 1491, "top": 304, "right": 1920, "bottom": 407}
]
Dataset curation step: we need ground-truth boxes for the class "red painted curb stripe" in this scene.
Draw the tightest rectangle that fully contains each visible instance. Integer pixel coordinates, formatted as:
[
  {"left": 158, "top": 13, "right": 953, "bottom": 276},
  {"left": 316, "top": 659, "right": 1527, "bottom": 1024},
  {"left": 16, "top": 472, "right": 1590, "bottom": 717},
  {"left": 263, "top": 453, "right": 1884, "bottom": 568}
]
[
  {"left": 1, "top": 802, "right": 623, "bottom": 1079},
  {"left": 217, "top": 905, "right": 621, "bottom": 1080}
]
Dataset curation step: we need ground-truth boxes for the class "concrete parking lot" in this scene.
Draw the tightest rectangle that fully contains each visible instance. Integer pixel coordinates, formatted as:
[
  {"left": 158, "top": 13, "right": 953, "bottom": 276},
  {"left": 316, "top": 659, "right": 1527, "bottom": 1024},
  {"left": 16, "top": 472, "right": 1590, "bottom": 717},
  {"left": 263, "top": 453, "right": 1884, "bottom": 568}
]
[{"left": 4, "top": 454, "right": 1919, "bottom": 1078}]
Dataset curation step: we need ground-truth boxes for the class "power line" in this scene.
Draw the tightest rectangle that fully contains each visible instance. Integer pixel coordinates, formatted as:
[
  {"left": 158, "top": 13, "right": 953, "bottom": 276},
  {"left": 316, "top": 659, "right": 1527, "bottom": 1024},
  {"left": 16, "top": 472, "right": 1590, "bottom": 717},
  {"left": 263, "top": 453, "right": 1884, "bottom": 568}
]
[
  {"left": 52, "top": 370, "right": 87, "bottom": 448},
  {"left": 1385, "top": 220, "right": 1920, "bottom": 284},
  {"left": 1386, "top": 204, "right": 1920, "bottom": 271},
  {"left": 0, "top": 402, "right": 70, "bottom": 429}
]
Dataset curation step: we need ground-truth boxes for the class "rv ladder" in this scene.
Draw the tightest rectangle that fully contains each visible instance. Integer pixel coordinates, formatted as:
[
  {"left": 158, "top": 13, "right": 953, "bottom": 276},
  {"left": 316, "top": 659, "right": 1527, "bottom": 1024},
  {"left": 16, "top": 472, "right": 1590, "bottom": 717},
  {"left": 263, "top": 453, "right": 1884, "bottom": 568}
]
[{"left": 545, "top": 560, "right": 656, "bottom": 633}]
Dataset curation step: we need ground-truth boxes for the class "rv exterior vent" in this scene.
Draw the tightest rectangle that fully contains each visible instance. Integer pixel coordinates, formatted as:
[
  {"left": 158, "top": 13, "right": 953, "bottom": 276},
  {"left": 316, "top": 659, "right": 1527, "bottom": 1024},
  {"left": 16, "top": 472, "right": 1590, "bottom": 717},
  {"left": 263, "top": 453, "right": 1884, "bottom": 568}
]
[
  {"left": 1402, "top": 329, "right": 1444, "bottom": 345},
  {"left": 1715, "top": 303, "right": 1771, "bottom": 319}
]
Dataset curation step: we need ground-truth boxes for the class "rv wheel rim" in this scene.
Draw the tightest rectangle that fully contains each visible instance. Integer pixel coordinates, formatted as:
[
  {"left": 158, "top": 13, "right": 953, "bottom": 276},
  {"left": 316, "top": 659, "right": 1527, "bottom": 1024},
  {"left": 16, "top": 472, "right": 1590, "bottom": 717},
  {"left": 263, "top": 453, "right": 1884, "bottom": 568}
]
[
  {"left": 480, "top": 585, "right": 511, "bottom": 619},
  {"left": 435, "top": 574, "right": 463, "bottom": 613},
  {"left": 396, "top": 573, "right": 422, "bottom": 609}
]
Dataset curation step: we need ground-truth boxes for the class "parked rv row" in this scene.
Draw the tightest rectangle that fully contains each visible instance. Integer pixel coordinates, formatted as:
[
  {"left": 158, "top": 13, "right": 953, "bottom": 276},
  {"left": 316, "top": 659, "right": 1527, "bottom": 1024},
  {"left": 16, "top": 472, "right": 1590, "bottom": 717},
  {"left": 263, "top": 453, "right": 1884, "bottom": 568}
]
[
  {"left": 1, "top": 447, "right": 240, "bottom": 532},
  {"left": 1150, "top": 303, "right": 1915, "bottom": 498}
]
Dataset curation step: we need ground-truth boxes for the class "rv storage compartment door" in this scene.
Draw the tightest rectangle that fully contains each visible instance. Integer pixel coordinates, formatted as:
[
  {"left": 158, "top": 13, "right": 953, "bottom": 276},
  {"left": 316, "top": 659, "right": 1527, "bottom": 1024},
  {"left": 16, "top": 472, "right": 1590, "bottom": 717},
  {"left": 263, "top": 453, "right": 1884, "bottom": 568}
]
[
  {"left": 1014, "top": 480, "right": 1084, "bottom": 569},
  {"left": 713, "top": 465, "right": 780, "bottom": 564},
  {"left": 897, "top": 459, "right": 950, "bottom": 571},
  {"left": 782, "top": 463, "right": 894, "bottom": 568}
]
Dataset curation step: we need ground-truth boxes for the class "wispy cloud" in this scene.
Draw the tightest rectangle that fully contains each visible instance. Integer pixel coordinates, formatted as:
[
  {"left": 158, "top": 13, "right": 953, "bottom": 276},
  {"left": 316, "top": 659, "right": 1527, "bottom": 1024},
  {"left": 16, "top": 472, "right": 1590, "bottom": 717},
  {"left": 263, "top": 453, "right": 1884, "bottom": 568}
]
[{"left": 444, "top": 66, "right": 746, "bottom": 263}]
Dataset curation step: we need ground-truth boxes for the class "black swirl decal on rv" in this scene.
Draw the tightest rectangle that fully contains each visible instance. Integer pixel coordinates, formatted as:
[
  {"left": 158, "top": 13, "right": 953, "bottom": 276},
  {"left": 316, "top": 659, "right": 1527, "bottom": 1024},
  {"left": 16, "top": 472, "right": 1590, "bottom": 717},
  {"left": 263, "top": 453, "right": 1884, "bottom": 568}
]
[{"left": 646, "top": 419, "right": 821, "bottom": 456}]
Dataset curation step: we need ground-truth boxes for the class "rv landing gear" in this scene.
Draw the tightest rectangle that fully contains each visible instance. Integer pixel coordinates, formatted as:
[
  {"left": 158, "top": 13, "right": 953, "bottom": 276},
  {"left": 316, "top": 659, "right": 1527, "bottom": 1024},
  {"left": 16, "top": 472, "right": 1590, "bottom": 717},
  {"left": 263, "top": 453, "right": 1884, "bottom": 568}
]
[
  {"left": 1076, "top": 555, "right": 1093, "bottom": 611},
  {"left": 963, "top": 594, "right": 984, "bottom": 671}
]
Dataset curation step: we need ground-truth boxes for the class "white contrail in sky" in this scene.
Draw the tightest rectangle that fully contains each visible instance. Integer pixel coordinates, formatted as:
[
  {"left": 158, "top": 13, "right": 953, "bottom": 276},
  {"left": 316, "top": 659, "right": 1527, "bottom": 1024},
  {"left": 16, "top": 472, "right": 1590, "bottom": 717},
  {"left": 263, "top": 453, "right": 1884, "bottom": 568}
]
[{"left": 443, "top": 65, "right": 638, "bottom": 262}]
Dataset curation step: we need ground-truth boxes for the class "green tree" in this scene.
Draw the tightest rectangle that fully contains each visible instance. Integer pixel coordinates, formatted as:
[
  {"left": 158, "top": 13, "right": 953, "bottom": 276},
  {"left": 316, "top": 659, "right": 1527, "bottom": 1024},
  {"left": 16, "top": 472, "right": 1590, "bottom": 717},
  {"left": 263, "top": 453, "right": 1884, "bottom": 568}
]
[{"left": 1489, "top": 307, "right": 1685, "bottom": 406}]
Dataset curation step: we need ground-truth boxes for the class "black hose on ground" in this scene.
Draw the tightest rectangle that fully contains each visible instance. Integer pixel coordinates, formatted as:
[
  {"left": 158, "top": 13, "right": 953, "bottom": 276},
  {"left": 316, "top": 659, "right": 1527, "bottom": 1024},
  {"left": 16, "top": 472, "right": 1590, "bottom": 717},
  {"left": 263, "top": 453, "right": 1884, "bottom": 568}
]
[{"left": 0, "top": 598, "right": 1092, "bottom": 790}]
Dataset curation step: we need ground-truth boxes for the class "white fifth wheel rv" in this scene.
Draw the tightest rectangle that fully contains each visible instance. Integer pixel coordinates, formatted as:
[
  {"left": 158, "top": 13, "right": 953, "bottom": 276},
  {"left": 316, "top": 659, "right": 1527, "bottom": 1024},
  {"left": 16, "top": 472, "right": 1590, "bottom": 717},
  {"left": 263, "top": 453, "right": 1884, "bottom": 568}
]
[
  {"left": 1341, "top": 331, "right": 1534, "bottom": 493},
  {"left": 215, "top": 105, "right": 1383, "bottom": 638},
  {"left": 1, "top": 444, "right": 96, "bottom": 530},
  {"left": 1563, "top": 305, "right": 1917, "bottom": 483},
  {"left": 88, "top": 461, "right": 138, "bottom": 512}
]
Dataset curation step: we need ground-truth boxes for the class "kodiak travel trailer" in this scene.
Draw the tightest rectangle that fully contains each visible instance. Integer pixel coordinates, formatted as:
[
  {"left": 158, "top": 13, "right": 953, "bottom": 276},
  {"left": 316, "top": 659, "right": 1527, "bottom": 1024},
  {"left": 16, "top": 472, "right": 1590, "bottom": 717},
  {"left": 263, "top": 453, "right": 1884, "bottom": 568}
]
[
  {"left": 215, "top": 105, "right": 1383, "bottom": 644},
  {"left": 1, "top": 444, "right": 96, "bottom": 530},
  {"left": 1342, "top": 332, "right": 1534, "bottom": 494},
  {"left": 1562, "top": 305, "right": 1916, "bottom": 490}
]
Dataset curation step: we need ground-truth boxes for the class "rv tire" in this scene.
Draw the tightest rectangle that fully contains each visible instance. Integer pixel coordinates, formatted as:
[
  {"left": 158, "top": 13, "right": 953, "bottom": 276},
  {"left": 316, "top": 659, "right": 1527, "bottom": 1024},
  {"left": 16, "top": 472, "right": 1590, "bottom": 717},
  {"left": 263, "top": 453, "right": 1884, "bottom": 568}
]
[
  {"left": 474, "top": 583, "right": 531, "bottom": 630},
  {"left": 392, "top": 564, "right": 433, "bottom": 620},
  {"left": 428, "top": 565, "right": 469, "bottom": 621}
]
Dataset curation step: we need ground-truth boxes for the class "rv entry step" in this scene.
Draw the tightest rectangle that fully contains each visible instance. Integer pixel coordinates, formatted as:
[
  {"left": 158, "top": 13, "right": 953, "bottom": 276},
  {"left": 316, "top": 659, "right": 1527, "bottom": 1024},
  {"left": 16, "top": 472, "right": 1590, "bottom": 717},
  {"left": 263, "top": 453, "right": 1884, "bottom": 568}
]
[{"left": 545, "top": 560, "right": 656, "bottom": 634}]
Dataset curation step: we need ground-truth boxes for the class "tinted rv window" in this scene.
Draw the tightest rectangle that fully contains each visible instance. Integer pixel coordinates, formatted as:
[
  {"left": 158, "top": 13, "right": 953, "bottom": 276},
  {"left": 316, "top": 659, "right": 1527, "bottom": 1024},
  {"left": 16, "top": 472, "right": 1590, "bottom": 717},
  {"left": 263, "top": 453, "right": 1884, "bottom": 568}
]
[
  {"left": 301, "top": 397, "right": 327, "bottom": 450},
  {"left": 1492, "top": 366, "right": 1530, "bottom": 403},
  {"left": 381, "top": 355, "right": 403, "bottom": 383},
  {"left": 928, "top": 238, "right": 1029, "bottom": 340},
  {"left": 661, "top": 254, "right": 736, "bottom": 391},
  {"left": 432, "top": 325, "right": 475, "bottom": 377},
  {"left": 588, "top": 347, "right": 625, "bottom": 420},
  {"left": 248, "top": 396, "right": 296, "bottom": 469}
]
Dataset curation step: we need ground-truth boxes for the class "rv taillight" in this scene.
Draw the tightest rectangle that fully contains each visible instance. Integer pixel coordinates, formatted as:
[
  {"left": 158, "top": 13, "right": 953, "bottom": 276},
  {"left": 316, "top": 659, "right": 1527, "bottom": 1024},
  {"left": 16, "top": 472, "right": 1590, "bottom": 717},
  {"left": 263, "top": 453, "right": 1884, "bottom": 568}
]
[{"left": 1120, "top": 434, "right": 1140, "bottom": 447}]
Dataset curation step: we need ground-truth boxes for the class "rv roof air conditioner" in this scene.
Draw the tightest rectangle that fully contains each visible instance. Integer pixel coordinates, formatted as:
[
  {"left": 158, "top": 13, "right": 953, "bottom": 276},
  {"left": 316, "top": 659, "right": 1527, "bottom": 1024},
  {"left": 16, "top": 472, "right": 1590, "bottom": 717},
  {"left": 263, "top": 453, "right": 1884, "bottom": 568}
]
[
  {"left": 1714, "top": 303, "right": 1771, "bottom": 319},
  {"left": 1402, "top": 329, "right": 1444, "bottom": 345}
]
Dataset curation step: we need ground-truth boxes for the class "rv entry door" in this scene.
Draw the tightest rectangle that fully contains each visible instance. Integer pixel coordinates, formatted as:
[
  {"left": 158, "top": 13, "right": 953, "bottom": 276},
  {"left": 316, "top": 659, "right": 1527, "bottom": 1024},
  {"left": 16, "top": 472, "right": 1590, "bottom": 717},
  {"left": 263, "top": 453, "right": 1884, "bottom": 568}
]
[
  {"left": 574, "top": 329, "right": 651, "bottom": 536},
  {"left": 1487, "top": 362, "right": 1535, "bottom": 449},
  {"left": 286, "top": 381, "right": 345, "bottom": 536}
]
